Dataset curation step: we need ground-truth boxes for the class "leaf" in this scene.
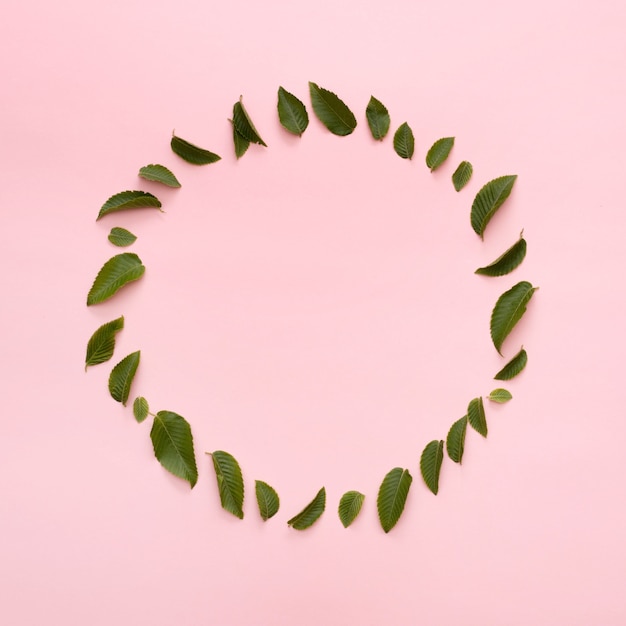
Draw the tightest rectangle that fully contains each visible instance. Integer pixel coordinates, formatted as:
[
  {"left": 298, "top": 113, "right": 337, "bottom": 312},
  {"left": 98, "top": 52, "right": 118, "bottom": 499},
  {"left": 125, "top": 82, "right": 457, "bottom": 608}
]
[
  {"left": 232, "top": 97, "right": 267, "bottom": 147},
  {"left": 490, "top": 281, "right": 538, "bottom": 354},
  {"left": 377, "top": 467, "right": 412, "bottom": 534},
  {"left": 255, "top": 480, "right": 280, "bottom": 521},
  {"left": 393, "top": 122, "right": 415, "bottom": 159},
  {"left": 97, "top": 190, "right": 162, "bottom": 220},
  {"left": 85, "top": 316, "right": 124, "bottom": 370},
  {"left": 138, "top": 164, "right": 181, "bottom": 188},
  {"left": 209, "top": 450, "right": 245, "bottom": 519},
  {"left": 108, "top": 351, "right": 140, "bottom": 406},
  {"left": 365, "top": 96, "right": 390, "bottom": 140},
  {"left": 494, "top": 347, "right": 528, "bottom": 380},
  {"left": 467, "top": 397, "right": 488, "bottom": 438},
  {"left": 171, "top": 134, "right": 222, "bottom": 165},
  {"left": 420, "top": 440, "right": 444, "bottom": 495},
  {"left": 426, "top": 137, "right": 454, "bottom": 171},
  {"left": 488, "top": 388, "right": 513, "bottom": 403},
  {"left": 150, "top": 410, "right": 198, "bottom": 488},
  {"left": 231, "top": 121, "right": 250, "bottom": 159},
  {"left": 276, "top": 86, "right": 309, "bottom": 136},
  {"left": 108, "top": 227, "right": 137, "bottom": 247},
  {"left": 452, "top": 161, "right": 473, "bottom": 191},
  {"left": 287, "top": 487, "right": 326, "bottom": 530},
  {"left": 133, "top": 396, "right": 149, "bottom": 422},
  {"left": 475, "top": 233, "right": 527, "bottom": 276},
  {"left": 338, "top": 491, "right": 365, "bottom": 528},
  {"left": 446, "top": 416, "right": 468, "bottom": 464},
  {"left": 308, "top": 82, "right": 357, "bottom": 136},
  {"left": 470, "top": 175, "right": 517, "bottom": 238},
  {"left": 86, "top": 252, "right": 145, "bottom": 305}
]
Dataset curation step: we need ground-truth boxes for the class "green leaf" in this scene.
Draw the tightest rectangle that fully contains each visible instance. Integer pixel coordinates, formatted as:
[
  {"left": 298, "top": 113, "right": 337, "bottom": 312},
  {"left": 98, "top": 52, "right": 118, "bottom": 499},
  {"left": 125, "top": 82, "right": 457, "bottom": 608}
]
[
  {"left": 209, "top": 450, "right": 245, "bottom": 519},
  {"left": 108, "top": 351, "right": 140, "bottom": 406},
  {"left": 420, "top": 440, "right": 444, "bottom": 495},
  {"left": 97, "top": 190, "right": 162, "bottom": 220},
  {"left": 277, "top": 86, "right": 309, "bottom": 136},
  {"left": 377, "top": 467, "right": 412, "bottom": 534},
  {"left": 150, "top": 410, "right": 198, "bottom": 488},
  {"left": 255, "top": 480, "right": 280, "bottom": 521},
  {"left": 426, "top": 137, "right": 454, "bottom": 171},
  {"left": 133, "top": 396, "right": 149, "bottom": 422},
  {"left": 232, "top": 97, "right": 267, "bottom": 147},
  {"left": 470, "top": 175, "right": 518, "bottom": 238},
  {"left": 491, "top": 281, "right": 538, "bottom": 355},
  {"left": 338, "top": 491, "right": 365, "bottom": 528},
  {"left": 108, "top": 227, "right": 137, "bottom": 247},
  {"left": 308, "top": 82, "right": 357, "bottom": 136},
  {"left": 475, "top": 232, "right": 527, "bottom": 276},
  {"left": 138, "top": 164, "right": 181, "bottom": 188},
  {"left": 467, "top": 397, "right": 487, "bottom": 438},
  {"left": 393, "top": 122, "right": 415, "bottom": 159},
  {"left": 494, "top": 347, "right": 528, "bottom": 380},
  {"left": 231, "top": 121, "right": 250, "bottom": 159},
  {"left": 488, "top": 388, "right": 513, "bottom": 403},
  {"left": 287, "top": 487, "right": 326, "bottom": 530},
  {"left": 452, "top": 161, "right": 473, "bottom": 191},
  {"left": 171, "top": 134, "right": 222, "bottom": 165},
  {"left": 446, "top": 416, "right": 468, "bottom": 464},
  {"left": 86, "top": 252, "right": 145, "bottom": 305},
  {"left": 85, "top": 316, "right": 124, "bottom": 370},
  {"left": 365, "top": 96, "right": 390, "bottom": 140}
]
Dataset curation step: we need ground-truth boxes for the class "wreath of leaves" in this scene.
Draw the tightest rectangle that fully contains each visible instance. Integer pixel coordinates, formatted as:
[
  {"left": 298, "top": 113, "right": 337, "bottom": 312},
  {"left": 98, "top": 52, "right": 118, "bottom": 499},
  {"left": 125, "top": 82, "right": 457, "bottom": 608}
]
[{"left": 85, "top": 83, "right": 537, "bottom": 533}]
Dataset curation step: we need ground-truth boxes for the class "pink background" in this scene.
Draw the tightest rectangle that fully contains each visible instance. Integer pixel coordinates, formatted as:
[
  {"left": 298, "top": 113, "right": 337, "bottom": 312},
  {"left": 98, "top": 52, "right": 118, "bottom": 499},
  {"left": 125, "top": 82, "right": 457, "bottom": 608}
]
[{"left": 2, "top": 1, "right": 626, "bottom": 624}]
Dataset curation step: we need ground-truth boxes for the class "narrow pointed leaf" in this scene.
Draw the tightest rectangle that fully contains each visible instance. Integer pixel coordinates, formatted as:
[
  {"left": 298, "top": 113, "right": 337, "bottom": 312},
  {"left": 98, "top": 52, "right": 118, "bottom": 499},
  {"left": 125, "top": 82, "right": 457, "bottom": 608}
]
[
  {"left": 393, "top": 122, "right": 415, "bottom": 159},
  {"left": 475, "top": 233, "right": 527, "bottom": 276},
  {"left": 471, "top": 175, "right": 517, "bottom": 238},
  {"left": 171, "top": 134, "right": 221, "bottom": 165},
  {"left": 420, "top": 440, "right": 444, "bottom": 495},
  {"left": 150, "top": 410, "right": 198, "bottom": 488},
  {"left": 338, "top": 491, "right": 365, "bottom": 528},
  {"left": 494, "top": 347, "right": 528, "bottom": 380},
  {"left": 133, "top": 396, "right": 149, "bottom": 422},
  {"left": 86, "top": 252, "right": 145, "bottom": 305},
  {"left": 85, "top": 316, "right": 124, "bottom": 370},
  {"left": 468, "top": 397, "right": 488, "bottom": 437},
  {"left": 232, "top": 97, "right": 267, "bottom": 146},
  {"left": 491, "top": 281, "right": 538, "bottom": 354},
  {"left": 287, "top": 487, "right": 326, "bottom": 530},
  {"left": 255, "top": 480, "right": 280, "bottom": 521},
  {"left": 452, "top": 161, "right": 473, "bottom": 191},
  {"left": 231, "top": 121, "right": 250, "bottom": 159},
  {"left": 209, "top": 450, "right": 245, "bottom": 519},
  {"left": 277, "top": 87, "right": 309, "bottom": 136},
  {"left": 108, "top": 227, "right": 137, "bottom": 247},
  {"left": 426, "top": 137, "right": 454, "bottom": 171},
  {"left": 377, "top": 467, "right": 412, "bottom": 534},
  {"left": 97, "top": 190, "right": 162, "bottom": 220},
  {"left": 308, "top": 82, "right": 357, "bottom": 136},
  {"left": 446, "top": 416, "right": 468, "bottom": 464},
  {"left": 108, "top": 351, "right": 140, "bottom": 406},
  {"left": 365, "top": 96, "right": 390, "bottom": 140},
  {"left": 138, "top": 164, "right": 181, "bottom": 188},
  {"left": 488, "top": 388, "right": 513, "bottom": 403}
]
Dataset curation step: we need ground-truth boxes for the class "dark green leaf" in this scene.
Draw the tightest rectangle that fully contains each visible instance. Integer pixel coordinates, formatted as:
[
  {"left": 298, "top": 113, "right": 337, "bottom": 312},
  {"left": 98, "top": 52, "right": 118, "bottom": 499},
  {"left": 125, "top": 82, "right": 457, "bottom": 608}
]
[
  {"left": 420, "top": 440, "right": 444, "bottom": 495},
  {"left": 209, "top": 450, "right": 245, "bottom": 519},
  {"left": 287, "top": 487, "right": 326, "bottom": 530},
  {"left": 365, "top": 96, "right": 390, "bottom": 140},
  {"left": 467, "top": 397, "right": 487, "bottom": 438},
  {"left": 446, "top": 416, "right": 467, "bottom": 464},
  {"left": 171, "top": 134, "right": 222, "bottom": 165},
  {"left": 308, "top": 82, "right": 357, "bottom": 136},
  {"left": 138, "top": 164, "right": 181, "bottom": 188},
  {"left": 133, "top": 396, "right": 149, "bottom": 422},
  {"left": 97, "top": 190, "right": 162, "bottom": 220},
  {"left": 470, "top": 175, "right": 517, "bottom": 238},
  {"left": 338, "top": 491, "right": 365, "bottom": 528},
  {"left": 108, "top": 351, "right": 140, "bottom": 406},
  {"left": 232, "top": 97, "right": 267, "bottom": 146},
  {"left": 452, "top": 161, "right": 473, "bottom": 191},
  {"left": 255, "top": 480, "right": 280, "bottom": 521},
  {"left": 491, "top": 281, "right": 538, "bottom": 355},
  {"left": 426, "top": 137, "right": 454, "bottom": 171},
  {"left": 377, "top": 467, "right": 412, "bottom": 534},
  {"left": 393, "top": 122, "right": 415, "bottom": 159},
  {"left": 86, "top": 252, "right": 145, "bottom": 305},
  {"left": 488, "top": 388, "right": 513, "bottom": 403},
  {"left": 475, "top": 233, "right": 527, "bottom": 276},
  {"left": 494, "top": 347, "right": 528, "bottom": 380},
  {"left": 85, "top": 316, "right": 124, "bottom": 370},
  {"left": 231, "top": 121, "right": 250, "bottom": 159},
  {"left": 108, "top": 227, "right": 137, "bottom": 247},
  {"left": 277, "top": 87, "right": 309, "bottom": 136}
]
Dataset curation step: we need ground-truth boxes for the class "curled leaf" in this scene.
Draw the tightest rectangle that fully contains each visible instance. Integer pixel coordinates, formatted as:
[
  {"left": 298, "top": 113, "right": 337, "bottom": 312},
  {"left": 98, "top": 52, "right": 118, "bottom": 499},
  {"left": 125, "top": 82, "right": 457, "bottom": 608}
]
[
  {"left": 393, "top": 122, "right": 415, "bottom": 159},
  {"left": 232, "top": 97, "right": 267, "bottom": 146},
  {"left": 255, "top": 480, "right": 280, "bottom": 521},
  {"left": 470, "top": 175, "right": 517, "bottom": 238},
  {"left": 108, "top": 227, "right": 137, "bottom": 247},
  {"left": 491, "top": 281, "right": 538, "bottom": 355},
  {"left": 97, "top": 191, "right": 162, "bottom": 220},
  {"left": 365, "top": 96, "right": 390, "bottom": 140},
  {"left": 420, "top": 440, "right": 444, "bottom": 495},
  {"left": 85, "top": 316, "right": 124, "bottom": 370},
  {"left": 494, "top": 347, "right": 528, "bottom": 380},
  {"left": 138, "top": 164, "right": 181, "bottom": 188},
  {"left": 467, "top": 397, "right": 487, "bottom": 438},
  {"left": 171, "top": 134, "right": 221, "bottom": 165},
  {"left": 338, "top": 491, "right": 365, "bottom": 528},
  {"left": 377, "top": 467, "right": 412, "bottom": 534},
  {"left": 287, "top": 487, "right": 326, "bottom": 530},
  {"left": 475, "top": 233, "right": 527, "bottom": 276},
  {"left": 231, "top": 120, "right": 250, "bottom": 159},
  {"left": 488, "top": 389, "right": 513, "bottom": 403},
  {"left": 452, "top": 161, "right": 473, "bottom": 191},
  {"left": 209, "top": 450, "right": 245, "bottom": 519},
  {"left": 446, "top": 416, "right": 468, "bottom": 464},
  {"left": 426, "top": 137, "right": 454, "bottom": 171},
  {"left": 133, "top": 396, "right": 149, "bottom": 422},
  {"left": 108, "top": 351, "right": 140, "bottom": 406},
  {"left": 309, "top": 82, "right": 357, "bottom": 136},
  {"left": 277, "top": 86, "right": 309, "bottom": 136},
  {"left": 86, "top": 252, "right": 145, "bottom": 305}
]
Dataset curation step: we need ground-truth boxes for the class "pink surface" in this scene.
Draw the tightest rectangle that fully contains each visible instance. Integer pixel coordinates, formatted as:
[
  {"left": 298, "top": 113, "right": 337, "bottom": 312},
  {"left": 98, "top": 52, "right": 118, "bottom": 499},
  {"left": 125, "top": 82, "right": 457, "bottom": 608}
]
[{"left": 2, "top": 1, "right": 626, "bottom": 624}]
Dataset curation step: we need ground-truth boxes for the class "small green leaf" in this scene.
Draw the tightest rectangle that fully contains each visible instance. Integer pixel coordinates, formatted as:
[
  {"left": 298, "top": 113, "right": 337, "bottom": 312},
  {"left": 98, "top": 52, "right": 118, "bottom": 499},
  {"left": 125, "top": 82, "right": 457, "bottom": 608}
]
[
  {"left": 420, "top": 440, "right": 444, "bottom": 495},
  {"left": 471, "top": 175, "right": 518, "bottom": 238},
  {"left": 277, "top": 87, "right": 309, "bottom": 136},
  {"left": 365, "top": 96, "right": 390, "bottom": 140},
  {"left": 393, "top": 122, "right": 415, "bottom": 159},
  {"left": 108, "top": 227, "right": 137, "bottom": 247},
  {"left": 209, "top": 450, "right": 245, "bottom": 519},
  {"left": 494, "top": 347, "right": 528, "bottom": 380},
  {"left": 133, "top": 396, "right": 149, "bottom": 422},
  {"left": 426, "top": 137, "right": 454, "bottom": 171},
  {"left": 232, "top": 97, "right": 267, "bottom": 147},
  {"left": 108, "top": 351, "right": 140, "bottom": 406},
  {"left": 86, "top": 252, "right": 145, "bottom": 305},
  {"left": 97, "top": 190, "right": 162, "bottom": 220},
  {"left": 308, "top": 82, "right": 357, "bottom": 136},
  {"left": 475, "top": 233, "right": 527, "bottom": 276},
  {"left": 171, "top": 134, "right": 222, "bottom": 165},
  {"left": 377, "top": 467, "right": 412, "bottom": 534},
  {"left": 231, "top": 121, "right": 250, "bottom": 159},
  {"left": 488, "top": 388, "right": 513, "bottom": 403},
  {"left": 85, "top": 316, "right": 124, "bottom": 370},
  {"left": 255, "top": 480, "right": 280, "bottom": 521},
  {"left": 446, "top": 416, "right": 468, "bottom": 464},
  {"left": 491, "top": 281, "right": 538, "bottom": 355},
  {"left": 468, "top": 397, "right": 488, "bottom": 438},
  {"left": 338, "top": 491, "right": 365, "bottom": 528},
  {"left": 150, "top": 410, "right": 198, "bottom": 488},
  {"left": 452, "top": 161, "right": 473, "bottom": 191},
  {"left": 138, "top": 164, "right": 181, "bottom": 188},
  {"left": 287, "top": 487, "right": 326, "bottom": 530}
]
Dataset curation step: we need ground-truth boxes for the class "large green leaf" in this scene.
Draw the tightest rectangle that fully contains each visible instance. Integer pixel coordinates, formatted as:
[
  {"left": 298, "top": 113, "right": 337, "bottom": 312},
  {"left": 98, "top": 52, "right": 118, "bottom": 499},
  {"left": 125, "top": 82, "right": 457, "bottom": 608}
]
[
  {"left": 138, "top": 164, "right": 181, "bottom": 188},
  {"left": 171, "top": 134, "right": 222, "bottom": 165},
  {"left": 470, "top": 175, "right": 517, "bottom": 238},
  {"left": 255, "top": 480, "right": 280, "bottom": 521},
  {"left": 377, "top": 467, "right": 412, "bottom": 534},
  {"left": 426, "top": 137, "right": 454, "bottom": 171},
  {"left": 467, "top": 397, "right": 487, "bottom": 438},
  {"left": 338, "top": 491, "right": 365, "bottom": 528},
  {"left": 133, "top": 396, "right": 149, "bottom": 422},
  {"left": 85, "top": 316, "right": 124, "bottom": 370},
  {"left": 487, "top": 388, "right": 513, "bottom": 403},
  {"left": 446, "top": 416, "right": 467, "bottom": 464},
  {"left": 475, "top": 233, "right": 527, "bottom": 276},
  {"left": 232, "top": 97, "right": 267, "bottom": 146},
  {"left": 420, "top": 440, "right": 444, "bottom": 495},
  {"left": 393, "top": 122, "right": 415, "bottom": 159},
  {"left": 452, "top": 161, "right": 473, "bottom": 191},
  {"left": 231, "top": 121, "right": 250, "bottom": 159},
  {"left": 277, "top": 87, "right": 309, "bottom": 136},
  {"left": 108, "top": 227, "right": 137, "bottom": 247},
  {"left": 494, "top": 347, "right": 528, "bottom": 380},
  {"left": 308, "top": 82, "right": 357, "bottom": 136},
  {"left": 108, "top": 351, "right": 140, "bottom": 406},
  {"left": 97, "top": 190, "right": 162, "bottom": 220},
  {"left": 150, "top": 410, "right": 198, "bottom": 488},
  {"left": 209, "top": 450, "right": 245, "bottom": 519},
  {"left": 491, "top": 281, "right": 538, "bottom": 354},
  {"left": 365, "top": 96, "right": 390, "bottom": 141},
  {"left": 86, "top": 252, "right": 145, "bottom": 305},
  {"left": 287, "top": 487, "right": 326, "bottom": 530}
]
